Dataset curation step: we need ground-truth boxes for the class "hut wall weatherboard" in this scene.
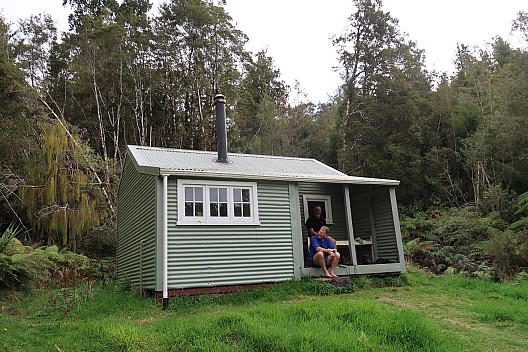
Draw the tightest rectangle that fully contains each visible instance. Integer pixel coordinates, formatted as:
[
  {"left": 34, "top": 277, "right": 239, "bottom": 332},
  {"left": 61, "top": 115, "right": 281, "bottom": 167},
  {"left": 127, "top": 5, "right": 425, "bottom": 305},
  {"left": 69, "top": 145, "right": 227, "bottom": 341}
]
[
  {"left": 116, "top": 158, "right": 157, "bottom": 288},
  {"left": 166, "top": 178, "right": 294, "bottom": 289},
  {"left": 349, "top": 188, "right": 400, "bottom": 263},
  {"left": 372, "top": 191, "right": 399, "bottom": 261}
]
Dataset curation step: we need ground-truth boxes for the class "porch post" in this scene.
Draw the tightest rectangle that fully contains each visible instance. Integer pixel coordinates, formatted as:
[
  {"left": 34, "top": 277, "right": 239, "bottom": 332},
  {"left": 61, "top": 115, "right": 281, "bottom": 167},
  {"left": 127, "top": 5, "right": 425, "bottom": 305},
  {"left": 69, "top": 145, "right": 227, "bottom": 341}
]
[
  {"left": 367, "top": 196, "right": 379, "bottom": 258},
  {"left": 289, "top": 183, "right": 303, "bottom": 280},
  {"left": 389, "top": 187, "right": 406, "bottom": 273},
  {"left": 343, "top": 185, "right": 358, "bottom": 267}
]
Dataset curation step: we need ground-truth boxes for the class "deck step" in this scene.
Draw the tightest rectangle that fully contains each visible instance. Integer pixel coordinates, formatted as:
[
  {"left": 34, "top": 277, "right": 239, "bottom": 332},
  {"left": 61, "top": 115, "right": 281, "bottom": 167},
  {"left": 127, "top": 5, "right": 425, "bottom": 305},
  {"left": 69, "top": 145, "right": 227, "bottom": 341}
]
[{"left": 313, "top": 276, "right": 352, "bottom": 287}]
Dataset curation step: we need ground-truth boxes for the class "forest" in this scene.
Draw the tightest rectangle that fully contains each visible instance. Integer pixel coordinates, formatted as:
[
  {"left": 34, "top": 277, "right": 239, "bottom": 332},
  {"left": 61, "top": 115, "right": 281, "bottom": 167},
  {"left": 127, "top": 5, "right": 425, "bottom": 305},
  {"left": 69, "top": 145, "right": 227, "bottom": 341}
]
[{"left": 1, "top": 0, "right": 527, "bottom": 283}]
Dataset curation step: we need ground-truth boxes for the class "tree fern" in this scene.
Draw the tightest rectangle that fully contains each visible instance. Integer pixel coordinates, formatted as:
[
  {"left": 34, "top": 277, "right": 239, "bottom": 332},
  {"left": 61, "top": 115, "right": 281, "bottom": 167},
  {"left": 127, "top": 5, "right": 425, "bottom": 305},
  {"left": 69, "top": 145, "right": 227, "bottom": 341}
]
[
  {"left": 515, "top": 191, "right": 528, "bottom": 215},
  {"left": 0, "top": 223, "right": 23, "bottom": 254},
  {"left": 509, "top": 191, "right": 528, "bottom": 230},
  {"left": 403, "top": 238, "right": 435, "bottom": 265}
]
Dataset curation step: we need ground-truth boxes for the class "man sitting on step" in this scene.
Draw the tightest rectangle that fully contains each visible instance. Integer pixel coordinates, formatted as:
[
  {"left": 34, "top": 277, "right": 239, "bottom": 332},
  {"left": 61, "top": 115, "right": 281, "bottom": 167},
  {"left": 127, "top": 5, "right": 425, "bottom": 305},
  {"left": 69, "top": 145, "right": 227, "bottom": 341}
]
[{"left": 308, "top": 226, "right": 340, "bottom": 278}]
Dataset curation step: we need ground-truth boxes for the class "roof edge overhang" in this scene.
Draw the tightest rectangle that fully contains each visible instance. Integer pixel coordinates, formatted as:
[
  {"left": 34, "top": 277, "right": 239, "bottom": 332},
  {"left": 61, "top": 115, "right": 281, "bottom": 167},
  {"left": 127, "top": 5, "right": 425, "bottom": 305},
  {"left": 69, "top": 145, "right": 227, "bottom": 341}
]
[
  {"left": 127, "top": 148, "right": 160, "bottom": 175},
  {"left": 158, "top": 168, "right": 400, "bottom": 186}
]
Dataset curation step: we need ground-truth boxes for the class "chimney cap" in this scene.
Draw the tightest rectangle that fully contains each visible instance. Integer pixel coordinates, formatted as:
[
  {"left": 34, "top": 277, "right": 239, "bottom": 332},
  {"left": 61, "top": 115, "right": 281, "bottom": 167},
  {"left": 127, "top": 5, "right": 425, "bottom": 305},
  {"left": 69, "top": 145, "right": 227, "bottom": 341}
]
[{"left": 214, "top": 93, "right": 226, "bottom": 103}]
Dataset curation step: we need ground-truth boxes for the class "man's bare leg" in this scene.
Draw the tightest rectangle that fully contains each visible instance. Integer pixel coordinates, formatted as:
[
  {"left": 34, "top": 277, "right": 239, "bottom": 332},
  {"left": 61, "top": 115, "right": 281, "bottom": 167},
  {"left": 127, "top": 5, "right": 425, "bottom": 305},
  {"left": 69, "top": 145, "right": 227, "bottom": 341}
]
[
  {"left": 314, "top": 252, "right": 332, "bottom": 278},
  {"left": 328, "top": 252, "right": 341, "bottom": 277}
]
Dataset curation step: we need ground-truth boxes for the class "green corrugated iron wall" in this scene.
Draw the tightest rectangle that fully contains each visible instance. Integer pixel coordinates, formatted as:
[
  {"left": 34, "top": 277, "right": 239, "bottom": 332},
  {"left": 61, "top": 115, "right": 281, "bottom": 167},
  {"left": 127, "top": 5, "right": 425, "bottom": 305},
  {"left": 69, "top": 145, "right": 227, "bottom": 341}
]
[
  {"left": 116, "top": 157, "right": 157, "bottom": 287},
  {"left": 350, "top": 197, "right": 371, "bottom": 240},
  {"left": 298, "top": 182, "right": 348, "bottom": 242},
  {"left": 372, "top": 191, "right": 398, "bottom": 261},
  {"left": 350, "top": 189, "right": 399, "bottom": 262},
  {"left": 166, "top": 178, "right": 294, "bottom": 289}
]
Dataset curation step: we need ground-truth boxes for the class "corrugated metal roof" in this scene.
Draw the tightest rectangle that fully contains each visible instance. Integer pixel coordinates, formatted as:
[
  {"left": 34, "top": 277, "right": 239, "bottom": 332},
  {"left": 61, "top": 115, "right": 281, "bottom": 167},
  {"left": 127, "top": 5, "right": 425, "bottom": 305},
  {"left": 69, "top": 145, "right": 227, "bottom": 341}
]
[{"left": 126, "top": 145, "right": 399, "bottom": 185}]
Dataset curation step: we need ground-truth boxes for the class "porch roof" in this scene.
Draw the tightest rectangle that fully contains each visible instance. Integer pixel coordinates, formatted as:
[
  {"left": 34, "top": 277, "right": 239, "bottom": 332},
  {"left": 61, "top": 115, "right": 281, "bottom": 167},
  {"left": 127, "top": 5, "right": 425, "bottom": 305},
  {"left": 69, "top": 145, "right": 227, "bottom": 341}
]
[{"left": 126, "top": 145, "right": 399, "bottom": 186}]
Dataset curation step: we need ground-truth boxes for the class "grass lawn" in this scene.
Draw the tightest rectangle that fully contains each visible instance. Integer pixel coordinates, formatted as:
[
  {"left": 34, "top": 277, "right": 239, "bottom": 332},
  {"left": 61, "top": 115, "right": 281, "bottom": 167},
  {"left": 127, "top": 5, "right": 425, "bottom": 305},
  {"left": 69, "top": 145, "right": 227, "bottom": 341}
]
[{"left": 1, "top": 268, "right": 527, "bottom": 351}]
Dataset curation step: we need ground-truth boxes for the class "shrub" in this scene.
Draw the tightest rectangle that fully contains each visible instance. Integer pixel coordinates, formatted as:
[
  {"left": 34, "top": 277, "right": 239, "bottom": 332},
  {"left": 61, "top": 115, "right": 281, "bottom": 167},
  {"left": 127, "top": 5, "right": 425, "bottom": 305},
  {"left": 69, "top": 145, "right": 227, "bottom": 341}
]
[
  {"left": 0, "top": 223, "right": 24, "bottom": 254},
  {"left": 1, "top": 229, "right": 112, "bottom": 291},
  {"left": 480, "top": 185, "right": 517, "bottom": 221},
  {"left": 487, "top": 229, "right": 528, "bottom": 280},
  {"left": 0, "top": 223, "right": 33, "bottom": 290}
]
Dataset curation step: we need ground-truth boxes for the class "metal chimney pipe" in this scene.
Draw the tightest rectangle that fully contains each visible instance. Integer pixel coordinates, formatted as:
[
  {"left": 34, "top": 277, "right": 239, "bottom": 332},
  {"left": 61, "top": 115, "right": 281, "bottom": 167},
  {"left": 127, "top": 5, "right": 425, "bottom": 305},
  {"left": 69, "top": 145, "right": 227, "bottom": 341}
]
[{"left": 214, "top": 94, "right": 228, "bottom": 163}]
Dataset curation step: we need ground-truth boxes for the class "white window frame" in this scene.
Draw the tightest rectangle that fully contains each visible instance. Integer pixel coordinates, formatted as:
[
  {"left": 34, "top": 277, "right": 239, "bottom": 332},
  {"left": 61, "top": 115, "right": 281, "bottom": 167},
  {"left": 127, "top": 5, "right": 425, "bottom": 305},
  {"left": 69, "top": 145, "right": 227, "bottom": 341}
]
[
  {"left": 302, "top": 194, "right": 333, "bottom": 224},
  {"left": 177, "top": 179, "right": 260, "bottom": 225}
]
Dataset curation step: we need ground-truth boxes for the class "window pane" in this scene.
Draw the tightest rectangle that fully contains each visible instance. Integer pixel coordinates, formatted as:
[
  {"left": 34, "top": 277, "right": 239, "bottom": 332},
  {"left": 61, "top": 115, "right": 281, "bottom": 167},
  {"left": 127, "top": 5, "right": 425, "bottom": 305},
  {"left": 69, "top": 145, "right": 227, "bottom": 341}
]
[
  {"left": 210, "top": 203, "right": 218, "bottom": 217},
  {"left": 219, "top": 203, "right": 228, "bottom": 217},
  {"left": 233, "top": 188, "right": 241, "bottom": 202},
  {"left": 243, "top": 203, "right": 251, "bottom": 217},
  {"left": 195, "top": 202, "right": 203, "bottom": 216},
  {"left": 195, "top": 187, "right": 203, "bottom": 201},
  {"left": 219, "top": 188, "right": 228, "bottom": 202},
  {"left": 234, "top": 203, "right": 242, "bottom": 217},
  {"left": 242, "top": 189, "right": 250, "bottom": 202},
  {"left": 185, "top": 202, "right": 194, "bottom": 216},
  {"left": 210, "top": 188, "right": 218, "bottom": 202},
  {"left": 185, "top": 187, "right": 193, "bottom": 201}
]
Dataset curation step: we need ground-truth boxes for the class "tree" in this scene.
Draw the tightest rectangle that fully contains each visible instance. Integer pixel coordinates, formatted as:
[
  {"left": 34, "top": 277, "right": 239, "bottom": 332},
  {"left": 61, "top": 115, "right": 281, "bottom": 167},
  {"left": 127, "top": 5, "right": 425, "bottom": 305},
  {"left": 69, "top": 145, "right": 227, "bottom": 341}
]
[
  {"left": 12, "top": 14, "right": 57, "bottom": 88},
  {"left": 0, "top": 15, "right": 41, "bottom": 230},
  {"left": 19, "top": 121, "right": 107, "bottom": 251},
  {"left": 451, "top": 36, "right": 528, "bottom": 208},
  {"left": 232, "top": 50, "right": 287, "bottom": 154},
  {"left": 512, "top": 11, "right": 528, "bottom": 42},
  {"left": 333, "top": 0, "right": 433, "bottom": 205},
  {"left": 152, "top": 0, "right": 248, "bottom": 150}
]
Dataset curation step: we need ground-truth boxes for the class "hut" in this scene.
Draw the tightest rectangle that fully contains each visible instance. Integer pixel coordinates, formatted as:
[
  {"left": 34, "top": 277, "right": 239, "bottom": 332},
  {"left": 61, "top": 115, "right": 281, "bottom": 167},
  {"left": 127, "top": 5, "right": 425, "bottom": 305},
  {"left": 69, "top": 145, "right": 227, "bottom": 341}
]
[{"left": 116, "top": 95, "right": 405, "bottom": 304}]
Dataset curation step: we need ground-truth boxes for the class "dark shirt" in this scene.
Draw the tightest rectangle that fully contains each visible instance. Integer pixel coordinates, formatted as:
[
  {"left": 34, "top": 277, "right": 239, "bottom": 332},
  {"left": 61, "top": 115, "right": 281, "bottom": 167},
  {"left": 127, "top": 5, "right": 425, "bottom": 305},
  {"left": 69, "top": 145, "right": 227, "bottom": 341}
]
[{"left": 305, "top": 216, "right": 326, "bottom": 236}]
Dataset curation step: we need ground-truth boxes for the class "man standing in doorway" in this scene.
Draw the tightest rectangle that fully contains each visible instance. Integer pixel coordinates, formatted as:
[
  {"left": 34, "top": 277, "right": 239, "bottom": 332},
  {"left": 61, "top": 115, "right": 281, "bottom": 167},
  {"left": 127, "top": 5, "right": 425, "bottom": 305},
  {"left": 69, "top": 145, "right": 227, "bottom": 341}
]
[{"left": 306, "top": 205, "right": 335, "bottom": 245}]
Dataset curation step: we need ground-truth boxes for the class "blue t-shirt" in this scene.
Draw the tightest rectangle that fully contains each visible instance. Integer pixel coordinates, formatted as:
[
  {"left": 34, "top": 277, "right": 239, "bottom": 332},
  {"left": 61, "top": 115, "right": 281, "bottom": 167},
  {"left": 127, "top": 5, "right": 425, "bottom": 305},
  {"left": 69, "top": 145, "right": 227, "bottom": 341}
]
[{"left": 309, "top": 235, "right": 336, "bottom": 258}]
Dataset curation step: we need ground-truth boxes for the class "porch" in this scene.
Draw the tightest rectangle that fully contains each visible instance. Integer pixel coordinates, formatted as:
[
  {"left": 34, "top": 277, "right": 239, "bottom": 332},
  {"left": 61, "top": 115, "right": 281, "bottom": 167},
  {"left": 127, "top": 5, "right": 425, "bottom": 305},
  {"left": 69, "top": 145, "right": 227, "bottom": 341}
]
[{"left": 291, "top": 183, "right": 406, "bottom": 279}]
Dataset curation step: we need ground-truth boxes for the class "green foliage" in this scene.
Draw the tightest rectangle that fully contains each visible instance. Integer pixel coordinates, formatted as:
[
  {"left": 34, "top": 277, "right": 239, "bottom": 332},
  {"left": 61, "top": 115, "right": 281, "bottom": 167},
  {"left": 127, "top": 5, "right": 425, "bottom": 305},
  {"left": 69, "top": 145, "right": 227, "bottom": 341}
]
[
  {"left": 0, "top": 16, "right": 44, "bottom": 230},
  {"left": 402, "top": 200, "right": 528, "bottom": 279},
  {"left": 0, "top": 223, "right": 24, "bottom": 254},
  {"left": 487, "top": 229, "right": 528, "bottom": 280},
  {"left": 0, "top": 235, "right": 110, "bottom": 292},
  {"left": 510, "top": 191, "right": 528, "bottom": 230},
  {"left": 0, "top": 254, "right": 32, "bottom": 290},
  {"left": 0, "top": 223, "right": 32, "bottom": 289},
  {"left": 232, "top": 50, "right": 288, "bottom": 155},
  {"left": 403, "top": 238, "right": 435, "bottom": 265},
  {"left": 12, "top": 14, "right": 57, "bottom": 88},
  {"left": 19, "top": 122, "right": 107, "bottom": 252},
  {"left": 333, "top": 0, "right": 435, "bottom": 205},
  {"left": 165, "top": 276, "right": 407, "bottom": 315}
]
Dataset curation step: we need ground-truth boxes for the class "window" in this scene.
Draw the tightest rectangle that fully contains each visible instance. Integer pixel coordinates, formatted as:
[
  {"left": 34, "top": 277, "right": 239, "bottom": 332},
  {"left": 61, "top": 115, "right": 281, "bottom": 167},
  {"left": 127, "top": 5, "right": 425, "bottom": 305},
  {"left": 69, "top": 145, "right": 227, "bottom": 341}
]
[
  {"left": 177, "top": 180, "right": 259, "bottom": 225},
  {"left": 233, "top": 188, "right": 251, "bottom": 218},
  {"left": 302, "top": 195, "right": 333, "bottom": 224},
  {"left": 209, "top": 187, "right": 228, "bottom": 218},
  {"left": 184, "top": 186, "right": 204, "bottom": 217}
]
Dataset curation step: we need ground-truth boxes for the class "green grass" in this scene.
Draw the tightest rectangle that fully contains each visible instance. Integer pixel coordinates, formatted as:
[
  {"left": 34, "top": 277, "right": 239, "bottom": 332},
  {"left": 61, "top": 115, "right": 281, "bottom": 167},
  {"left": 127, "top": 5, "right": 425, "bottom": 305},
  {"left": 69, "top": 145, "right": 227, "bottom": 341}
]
[{"left": 1, "top": 269, "right": 527, "bottom": 351}]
